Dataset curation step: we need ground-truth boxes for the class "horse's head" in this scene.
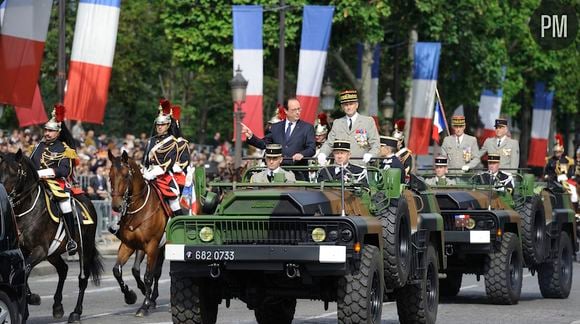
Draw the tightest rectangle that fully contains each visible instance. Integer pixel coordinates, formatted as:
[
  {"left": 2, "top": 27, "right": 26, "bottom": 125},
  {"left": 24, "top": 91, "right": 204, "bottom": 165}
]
[
  {"left": 108, "top": 149, "right": 142, "bottom": 213},
  {"left": 0, "top": 149, "right": 37, "bottom": 195}
]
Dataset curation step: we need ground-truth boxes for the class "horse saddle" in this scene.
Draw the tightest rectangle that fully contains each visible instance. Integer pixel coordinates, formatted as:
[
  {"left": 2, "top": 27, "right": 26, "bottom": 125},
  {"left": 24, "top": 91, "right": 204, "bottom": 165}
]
[
  {"left": 41, "top": 183, "right": 94, "bottom": 225},
  {"left": 149, "top": 182, "right": 176, "bottom": 218}
]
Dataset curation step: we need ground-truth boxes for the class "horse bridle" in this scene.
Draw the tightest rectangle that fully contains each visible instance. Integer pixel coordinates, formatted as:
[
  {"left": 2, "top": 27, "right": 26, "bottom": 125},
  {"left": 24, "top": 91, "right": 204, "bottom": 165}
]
[
  {"left": 111, "top": 160, "right": 150, "bottom": 216},
  {"left": 7, "top": 162, "right": 36, "bottom": 206}
]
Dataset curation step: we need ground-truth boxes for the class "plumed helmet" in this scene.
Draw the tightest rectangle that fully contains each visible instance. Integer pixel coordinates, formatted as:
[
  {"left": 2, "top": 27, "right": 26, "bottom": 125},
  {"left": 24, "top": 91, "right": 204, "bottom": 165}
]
[
  {"left": 155, "top": 98, "right": 172, "bottom": 125},
  {"left": 392, "top": 119, "right": 406, "bottom": 141},
  {"left": 268, "top": 105, "right": 286, "bottom": 124},
  {"left": 44, "top": 104, "right": 66, "bottom": 131},
  {"left": 314, "top": 113, "right": 328, "bottom": 135}
]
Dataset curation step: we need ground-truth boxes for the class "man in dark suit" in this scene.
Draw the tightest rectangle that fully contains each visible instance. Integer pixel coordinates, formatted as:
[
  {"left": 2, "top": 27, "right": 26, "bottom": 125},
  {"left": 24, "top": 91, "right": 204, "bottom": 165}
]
[
  {"left": 242, "top": 97, "right": 316, "bottom": 179},
  {"left": 318, "top": 140, "right": 368, "bottom": 186},
  {"left": 89, "top": 166, "right": 109, "bottom": 200}
]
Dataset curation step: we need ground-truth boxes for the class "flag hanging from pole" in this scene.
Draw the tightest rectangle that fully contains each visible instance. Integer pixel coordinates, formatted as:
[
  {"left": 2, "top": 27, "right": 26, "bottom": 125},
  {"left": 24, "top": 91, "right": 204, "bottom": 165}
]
[
  {"left": 432, "top": 100, "right": 445, "bottom": 143},
  {"left": 233, "top": 5, "right": 264, "bottom": 139},
  {"left": 477, "top": 67, "right": 506, "bottom": 144},
  {"left": 528, "top": 82, "right": 554, "bottom": 167},
  {"left": 64, "top": 0, "right": 121, "bottom": 124},
  {"left": 15, "top": 84, "right": 48, "bottom": 127},
  {"left": 296, "top": 5, "right": 334, "bottom": 124},
  {"left": 408, "top": 42, "right": 441, "bottom": 155},
  {"left": 0, "top": 0, "right": 53, "bottom": 107}
]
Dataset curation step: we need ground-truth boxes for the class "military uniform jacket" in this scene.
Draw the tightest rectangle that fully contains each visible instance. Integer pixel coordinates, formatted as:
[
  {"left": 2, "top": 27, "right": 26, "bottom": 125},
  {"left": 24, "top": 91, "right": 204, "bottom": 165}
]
[
  {"left": 478, "top": 171, "right": 514, "bottom": 191},
  {"left": 318, "top": 163, "right": 368, "bottom": 186},
  {"left": 250, "top": 168, "right": 296, "bottom": 183},
  {"left": 30, "top": 140, "right": 76, "bottom": 179},
  {"left": 395, "top": 148, "right": 414, "bottom": 176},
  {"left": 425, "top": 176, "right": 457, "bottom": 186},
  {"left": 378, "top": 155, "right": 405, "bottom": 183},
  {"left": 144, "top": 134, "right": 177, "bottom": 173},
  {"left": 480, "top": 136, "right": 520, "bottom": 169},
  {"left": 175, "top": 137, "right": 191, "bottom": 172},
  {"left": 320, "top": 114, "right": 380, "bottom": 158},
  {"left": 441, "top": 134, "right": 481, "bottom": 169},
  {"left": 544, "top": 155, "right": 574, "bottom": 181}
]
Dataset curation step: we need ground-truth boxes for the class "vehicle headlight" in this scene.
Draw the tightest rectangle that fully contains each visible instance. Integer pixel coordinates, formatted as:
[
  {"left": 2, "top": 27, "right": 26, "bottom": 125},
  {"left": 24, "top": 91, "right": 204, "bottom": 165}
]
[
  {"left": 199, "top": 226, "right": 214, "bottom": 242},
  {"left": 311, "top": 227, "right": 326, "bottom": 242},
  {"left": 466, "top": 218, "right": 476, "bottom": 230}
]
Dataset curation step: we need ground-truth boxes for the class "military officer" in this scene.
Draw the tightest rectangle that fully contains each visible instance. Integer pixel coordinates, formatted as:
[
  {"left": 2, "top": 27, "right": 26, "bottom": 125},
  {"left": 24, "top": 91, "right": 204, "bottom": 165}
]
[
  {"left": 318, "top": 140, "right": 368, "bottom": 186},
  {"left": 314, "top": 113, "right": 329, "bottom": 156},
  {"left": 392, "top": 119, "right": 414, "bottom": 177},
  {"left": 480, "top": 118, "right": 520, "bottom": 169},
  {"left": 425, "top": 156, "right": 457, "bottom": 186},
  {"left": 377, "top": 136, "right": 405, "bottom": 184},
  {"left": 250, "top": 144, "right": 296, "bottom": 183},
  {"left": 477, "top": 153, "right": 514, "bottom": 192},
  {"left": 441, "top": 115, "right": 481, "bottom": 171},
  {"left": 170, "top": 105, "right": 191, "bottom": 191},
  {"left": 318, "top": 90, "right": 380, "bottom": 164},
  {"left": 30, "top": 104, "right": 79, "bottom": 254}
]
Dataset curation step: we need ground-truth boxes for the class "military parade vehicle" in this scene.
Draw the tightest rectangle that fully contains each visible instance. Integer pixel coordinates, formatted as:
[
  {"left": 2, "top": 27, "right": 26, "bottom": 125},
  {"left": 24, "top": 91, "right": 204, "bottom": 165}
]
[
  {"left": 422, "top": 170, "right": 577, "bottom": 305},
  {"left": 165, "top": 165, "right": 446, "bottom": 324}
]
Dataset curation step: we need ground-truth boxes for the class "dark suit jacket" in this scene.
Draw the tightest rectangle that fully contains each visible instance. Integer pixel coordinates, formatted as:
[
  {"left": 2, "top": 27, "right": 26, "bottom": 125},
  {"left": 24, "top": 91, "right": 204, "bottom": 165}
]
[
  {"left": 246, "top": 119, "right": 316, "bottom": 165},
  {"left": 317, "top": 164, "right": 368, "bottom": 186}
]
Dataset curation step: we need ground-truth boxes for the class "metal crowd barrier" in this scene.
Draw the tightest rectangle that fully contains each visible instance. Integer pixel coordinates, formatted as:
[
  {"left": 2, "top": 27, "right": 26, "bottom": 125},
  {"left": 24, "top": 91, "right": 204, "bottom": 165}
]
[{"left": 90, "top": 199, "right": 115, "bottom": 242}]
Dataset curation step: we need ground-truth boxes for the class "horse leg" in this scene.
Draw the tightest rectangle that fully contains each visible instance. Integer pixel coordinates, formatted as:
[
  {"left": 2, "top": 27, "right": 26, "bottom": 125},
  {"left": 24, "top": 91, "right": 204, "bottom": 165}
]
[
  {"left": 68, "top": 240, "right": 90, "bottom": 323},
  {"left": 135, "top": 245, "right": 159, "bottom": 317},
  {"left": 149, "top": 246, "right": 165, "bottom": 309},
  {"left": 113, "top": 243, "right": 138, "bottom": 305},
  {"left": 25, "top": 247, "right": 47, "bottom": 306},
  {"left": 46, "top": 255, "right": 68, "bottom": 319},
  {"left": 131, "top": 250, "right": 147, "bottom": 296}
]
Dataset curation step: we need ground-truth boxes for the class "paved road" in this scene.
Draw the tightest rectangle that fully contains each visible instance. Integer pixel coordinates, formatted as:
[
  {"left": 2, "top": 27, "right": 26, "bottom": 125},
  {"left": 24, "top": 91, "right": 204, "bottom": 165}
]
[{"left": 27, "top": 256, "right": 580, "bottom": 324}]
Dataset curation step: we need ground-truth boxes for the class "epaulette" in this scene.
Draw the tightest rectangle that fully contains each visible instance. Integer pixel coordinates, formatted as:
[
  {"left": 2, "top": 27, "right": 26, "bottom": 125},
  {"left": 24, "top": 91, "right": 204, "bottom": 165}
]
[
  {"left": 62, "top": 143, "right": 78, "bottom": 160},
  {"left": 565, "top": 156, "right": 574, "bottom": 165}
]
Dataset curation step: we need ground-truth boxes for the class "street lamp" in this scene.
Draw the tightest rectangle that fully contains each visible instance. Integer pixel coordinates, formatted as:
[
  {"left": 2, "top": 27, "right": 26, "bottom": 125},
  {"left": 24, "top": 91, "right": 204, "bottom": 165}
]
[
  {"left": 229, "top": 66, "right": 248, "bottom": 169},
  {"left": 320, "top": 78, "right": 336, "bottom": 111},
  {"left": 381, "top": 89, "right": 395, "bottom": 134}
]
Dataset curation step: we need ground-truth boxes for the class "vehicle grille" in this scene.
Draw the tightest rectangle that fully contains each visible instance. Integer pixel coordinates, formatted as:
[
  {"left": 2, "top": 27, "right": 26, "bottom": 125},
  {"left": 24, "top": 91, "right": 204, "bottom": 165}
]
[{"left": 443, "top": 215, "right": 457, "bottom": 231}]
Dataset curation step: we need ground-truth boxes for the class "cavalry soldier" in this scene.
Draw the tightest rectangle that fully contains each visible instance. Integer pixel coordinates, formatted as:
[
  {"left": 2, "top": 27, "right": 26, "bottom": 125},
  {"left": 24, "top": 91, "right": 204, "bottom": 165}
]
[
  {"left": 544, "top": 142, "right": 574, "bottom": 182},
  {"left": 169, "top": 105, "right": 191, "bottom": 191},
  {"left": 142, "top": 99, "right": 183, "bottom": 216},
  {"left": 441, "top": 115, "right": 481, "bottom": 171},
  {"left": 480, "top": 118, "right": 520, "bottom": 169},
  {"left": 318, "top": 90, "right": 380, "bottom": 164},
  {"left": 318, "top": 140, "right": 368, "bottom": 186},
  {"left": 392, "top": 119, "right": 414, "bottom": 177},
  {"left": 377, "top": 136, "right": 405, "bottom": 184},
  {"left": 425, "top": 155, "right": 457, "bottom": 186},
  {"left": 30, "top": 104, "right": 79, "bottom": 254},
  {"left": 314, "top": 112, "right": 329, "bottom": 156},
  {"left": 250, "top": 144, "right": 296, "bottom": 183},
  {"left": 477, "top": 153, "right": 514, "bottom": 192}
]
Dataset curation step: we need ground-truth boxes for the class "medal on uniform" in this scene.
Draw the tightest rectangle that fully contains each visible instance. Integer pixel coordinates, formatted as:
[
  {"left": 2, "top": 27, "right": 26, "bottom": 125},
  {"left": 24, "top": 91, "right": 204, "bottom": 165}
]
[{"left": 463, "top": 147, "right": 471, "bottom": 163}]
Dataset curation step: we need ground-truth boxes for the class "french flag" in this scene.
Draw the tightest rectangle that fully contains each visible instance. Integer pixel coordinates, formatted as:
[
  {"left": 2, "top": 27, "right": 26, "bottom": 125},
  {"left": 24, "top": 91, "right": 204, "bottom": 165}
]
[
  {"left": 15, "top": 84, "right": 48, "bottom": 127},
  {"left": 528, "top": 82, "right": 554, "bottom": 167},
  {"left": 0, "top": 0, "right": 53, "bottom": 107},
  {"left": 432, "top": 100, "right": 446, "bottom": 143},
  {"left": 296, "top": 5, "right": 334, "bottom": 124},
  {"left": 356, "top": 43, "right": 380, "bottom": 117},
  {"left": 64, "top": 0, "right": 120, "bottom": 124},
  {"left": 477, "top": 88, "right": 503, "bottom": 143},
  {"left": 408, "top": 42, "right": 441, "bottom": 155},
  {"left": 233, "top": 5, "right": 264, "bottom": 139}
]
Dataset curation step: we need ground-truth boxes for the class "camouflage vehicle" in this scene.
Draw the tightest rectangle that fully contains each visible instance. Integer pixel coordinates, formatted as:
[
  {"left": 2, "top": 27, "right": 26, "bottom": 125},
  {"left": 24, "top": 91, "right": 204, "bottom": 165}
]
[
  {"left": 423, "top": 171, "right": 577, "bottom": 304},
  {"left": 165, "top": 166, "right": 446, "bottom": 324}
]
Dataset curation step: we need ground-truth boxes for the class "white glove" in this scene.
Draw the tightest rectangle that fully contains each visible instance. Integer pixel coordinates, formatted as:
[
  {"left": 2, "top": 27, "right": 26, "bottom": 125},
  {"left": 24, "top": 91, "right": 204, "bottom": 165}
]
[
  {"left": 317, "top": 153, "right": 327, "bottom": 166},
  {"left": 172, "top": 164, "right": 183, "bottom": 173},
  {"left": 557, "top": 174, "right": 568, "bottom": 182},
  {"left": 142, "top": 171, "right": 155, "bottom": 181},
  {"left": 461, "top": 165, "right": 470, "bottom": 172},
  {"left": 143, "top": 165, "right": 164, "bottom": 181},
  {"left": 37, "top": 168, "right": 55, "bottom": 179},
  {"left": 363, "top": 153, "right": 372, "bottom": 163}
]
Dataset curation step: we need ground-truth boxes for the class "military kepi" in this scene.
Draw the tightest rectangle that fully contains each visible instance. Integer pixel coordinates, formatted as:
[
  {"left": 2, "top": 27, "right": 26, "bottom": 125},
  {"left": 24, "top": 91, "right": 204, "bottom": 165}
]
[
  {"left": 434, "top": 155, "right": 448, "bottom": 166},
  {"left": 488, "top": 153, "right": 501, "bottom": 162},
  {"left": 380, "top": 136, "right": 398, "bottom": 148},
  {"left": 494, "top": 118, "right": 508, "bottom": 128},
  {"left": 451, "top": 115, "right": 465, "bottom": 127},
  {"left": 339, "top": 89, "right": 358, "bottom": 104},
  {"left": 332, "top": 140, "right": 350, "bottom": 151},
  {"left": 265, "top": 144, "right": 283, "bottom": 157}
]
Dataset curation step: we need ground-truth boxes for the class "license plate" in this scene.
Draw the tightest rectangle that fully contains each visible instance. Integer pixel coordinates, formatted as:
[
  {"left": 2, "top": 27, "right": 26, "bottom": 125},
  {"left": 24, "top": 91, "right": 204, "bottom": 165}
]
[{"left": 186, "top": 249, "right": 235, "bottom": 261}]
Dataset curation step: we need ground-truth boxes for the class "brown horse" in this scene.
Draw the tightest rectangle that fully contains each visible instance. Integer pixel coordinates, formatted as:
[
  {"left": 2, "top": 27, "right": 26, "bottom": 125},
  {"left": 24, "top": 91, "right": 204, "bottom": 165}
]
[
  {"left": 0, "top": 150, "right": 103, "bottom": 323},
  {"left": 107, "top": 150, "right": 167, "bottom": 317}
]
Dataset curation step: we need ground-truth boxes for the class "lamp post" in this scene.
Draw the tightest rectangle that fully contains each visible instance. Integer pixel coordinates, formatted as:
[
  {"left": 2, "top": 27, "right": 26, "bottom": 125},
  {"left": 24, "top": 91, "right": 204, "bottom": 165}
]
[
  {"left": 229, "top": 66, "right": 248, "bottom": 169},
  {"left": 320, "top": 79, "right": 336, "bottom": 112},
  {"left": 381, "top": 90, "right": 395, "bottom": 135}
]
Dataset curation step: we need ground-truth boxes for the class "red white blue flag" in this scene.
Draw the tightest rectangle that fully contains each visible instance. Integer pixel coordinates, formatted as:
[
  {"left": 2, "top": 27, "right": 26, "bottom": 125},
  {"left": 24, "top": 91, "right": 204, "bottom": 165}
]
[
  {"left": 296, "top": 5, "right": 334, "bottom": 124},
  {"left": 477, "top": 67, "right": 505, "bottom": 143},
  {"left": 432, "top": 100, "right": 445, "bottom": 143},
  {"left": 408, "top": 42, "right": 441, "bottom": 154},
  {"left": 15, "top": 84, "right": 48, "bottom": 127},
  {"left": 0, "top": 0, "right": 53, "bottom": 107},
  {"left": 64, "top": 0, "right": 120, "bottom": 124},
  {"left": 233, "top": 5, "right": 264, "bottom": 139},
  {"left": 528, "top": 82, "right": 553, "bottom": 167}
]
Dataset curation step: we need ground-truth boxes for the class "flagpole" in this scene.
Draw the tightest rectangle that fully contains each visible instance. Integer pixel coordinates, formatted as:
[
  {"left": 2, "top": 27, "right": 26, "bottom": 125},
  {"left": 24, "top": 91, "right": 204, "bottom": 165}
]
[
  {"left": 58, "top": 0, "right": 66, "bottom": 103},
  {"left": 435, "top": 87, "right": 450, "bottom": 136}
]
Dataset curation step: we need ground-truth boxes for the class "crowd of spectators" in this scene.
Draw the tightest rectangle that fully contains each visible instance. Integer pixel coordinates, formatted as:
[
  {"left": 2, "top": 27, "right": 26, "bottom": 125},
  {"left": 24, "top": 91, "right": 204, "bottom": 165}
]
[{"left": 0, "top": 124, "right": 243, "bottom": 200}]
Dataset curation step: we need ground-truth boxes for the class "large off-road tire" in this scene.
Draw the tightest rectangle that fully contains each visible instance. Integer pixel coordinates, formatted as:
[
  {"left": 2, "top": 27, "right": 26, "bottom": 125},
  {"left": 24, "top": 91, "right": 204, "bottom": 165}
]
[
  {"left": 0, "top": 291, "right": 18, "bottom": 324},
  {"left": 171, "top": 276, "right": 219, "bottom": 324},
  {"left": 516, "top": 195, "right": 546, "bottom": 265},
  {"left": 254, "top": 297, "right": 296, "bottom": 324},
  {"left": 376, "top": 197, "right": 412, "bottom": 289},
  {"left": 337, "top": 245, "right": 383, "bottom": 324},
  {"left": 439, "top": 271, "right": 462, "bottom": 298},
  {"left": 395, "top": 244, "right": 439, "bottom": 324},
  {"left": 538, "top": 231, "right": 573, "bottom": 298},
  {"left": 484, "top": 232, "right": 523, "bottom": 305}
]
